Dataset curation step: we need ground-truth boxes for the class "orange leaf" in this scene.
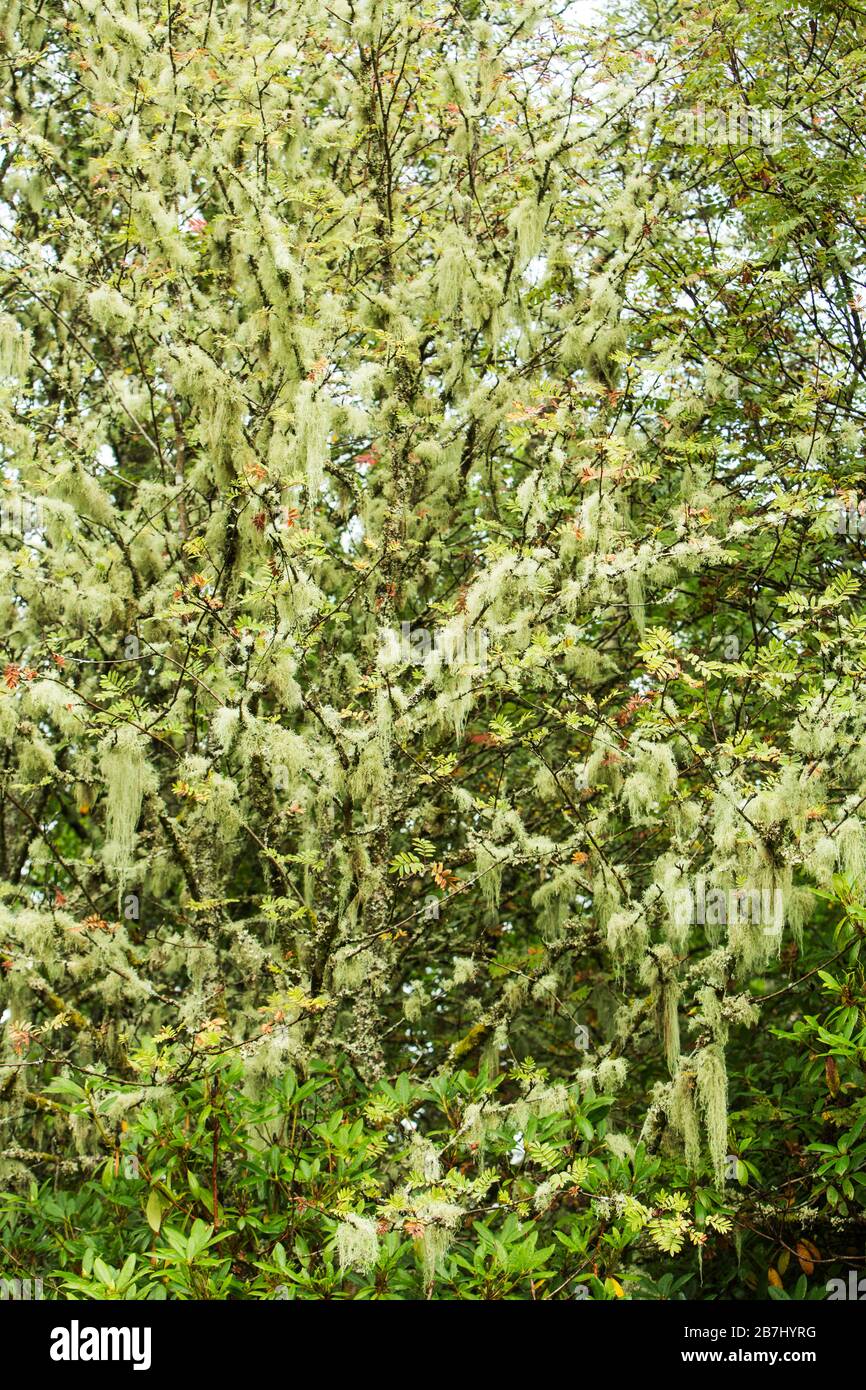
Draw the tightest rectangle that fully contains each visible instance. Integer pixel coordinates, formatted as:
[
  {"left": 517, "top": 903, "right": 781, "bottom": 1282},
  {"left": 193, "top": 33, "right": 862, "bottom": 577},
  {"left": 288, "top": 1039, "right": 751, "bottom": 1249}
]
[{"left": 795, "top": 1242, "right": 814, "bottom": 1276}]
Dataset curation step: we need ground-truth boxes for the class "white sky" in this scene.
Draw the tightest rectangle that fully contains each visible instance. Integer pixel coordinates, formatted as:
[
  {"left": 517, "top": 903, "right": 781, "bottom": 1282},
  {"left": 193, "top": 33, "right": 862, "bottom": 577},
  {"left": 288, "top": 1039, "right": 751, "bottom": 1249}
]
[{"left": 569, "top": 0, "right": 605, "bottom": 23}]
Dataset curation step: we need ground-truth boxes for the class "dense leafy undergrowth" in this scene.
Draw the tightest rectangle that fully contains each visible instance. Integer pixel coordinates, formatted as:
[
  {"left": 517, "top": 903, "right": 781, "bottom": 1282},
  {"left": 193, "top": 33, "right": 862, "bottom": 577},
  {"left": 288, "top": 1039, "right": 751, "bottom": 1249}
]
[{"left": 4, "top": 881, "right": 865, "bottom": 1300}]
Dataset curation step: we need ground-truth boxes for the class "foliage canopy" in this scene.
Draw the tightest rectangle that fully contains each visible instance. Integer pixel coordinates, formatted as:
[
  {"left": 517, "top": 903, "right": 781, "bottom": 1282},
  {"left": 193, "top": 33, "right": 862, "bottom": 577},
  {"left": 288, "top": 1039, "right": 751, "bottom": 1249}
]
[{"left": 1, "top": 0, "right": 866, "bottom": 1299}]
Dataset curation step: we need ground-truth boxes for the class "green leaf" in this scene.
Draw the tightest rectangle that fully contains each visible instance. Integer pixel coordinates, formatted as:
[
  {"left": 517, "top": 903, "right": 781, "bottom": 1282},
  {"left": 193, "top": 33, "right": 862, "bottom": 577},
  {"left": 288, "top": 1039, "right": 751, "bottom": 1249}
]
[
  {"left": 145, "top": 1189, "right": 164, "bottom": 1235},
  {"left": 186, "top": 1219, "right": 213, "bottom": 1262}
]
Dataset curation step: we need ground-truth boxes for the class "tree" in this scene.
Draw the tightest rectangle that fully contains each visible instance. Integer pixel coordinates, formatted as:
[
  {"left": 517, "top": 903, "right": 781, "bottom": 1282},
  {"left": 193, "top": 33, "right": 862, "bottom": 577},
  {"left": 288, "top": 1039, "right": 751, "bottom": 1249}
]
[{"left": 0, "top": 0, "right": 865, "bottom": 1299}]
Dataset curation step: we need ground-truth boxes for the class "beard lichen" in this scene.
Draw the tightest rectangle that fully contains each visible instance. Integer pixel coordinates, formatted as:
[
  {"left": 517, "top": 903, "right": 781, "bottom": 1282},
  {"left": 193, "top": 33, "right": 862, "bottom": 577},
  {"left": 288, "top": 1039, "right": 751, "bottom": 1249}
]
[{"left": 99, "top": 727, "right": 154, "bottom": 875}]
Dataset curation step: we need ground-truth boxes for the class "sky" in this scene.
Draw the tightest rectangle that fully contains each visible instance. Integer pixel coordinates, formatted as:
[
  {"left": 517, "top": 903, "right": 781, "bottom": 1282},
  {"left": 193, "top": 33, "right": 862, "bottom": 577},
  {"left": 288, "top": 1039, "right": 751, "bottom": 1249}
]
[{"left": 570, "top": 0, "right": 604, "bottom": 19}]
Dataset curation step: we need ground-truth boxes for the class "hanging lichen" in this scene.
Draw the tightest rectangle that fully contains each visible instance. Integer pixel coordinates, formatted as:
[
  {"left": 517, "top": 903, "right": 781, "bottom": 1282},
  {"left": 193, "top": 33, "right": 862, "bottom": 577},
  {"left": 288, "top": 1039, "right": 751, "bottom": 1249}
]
[
  {"left": 696, "top": 1045, "right": 728, "bottom": 1186},
  {"left": 668, "top": 1066, "right": 701, "bottom": 1173},
  {"left": 99, "top": 728, "right": 154, "bottom": 874},
  {"left": 336, "top": 1213, "right": 379, "bottom": 1274}
]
